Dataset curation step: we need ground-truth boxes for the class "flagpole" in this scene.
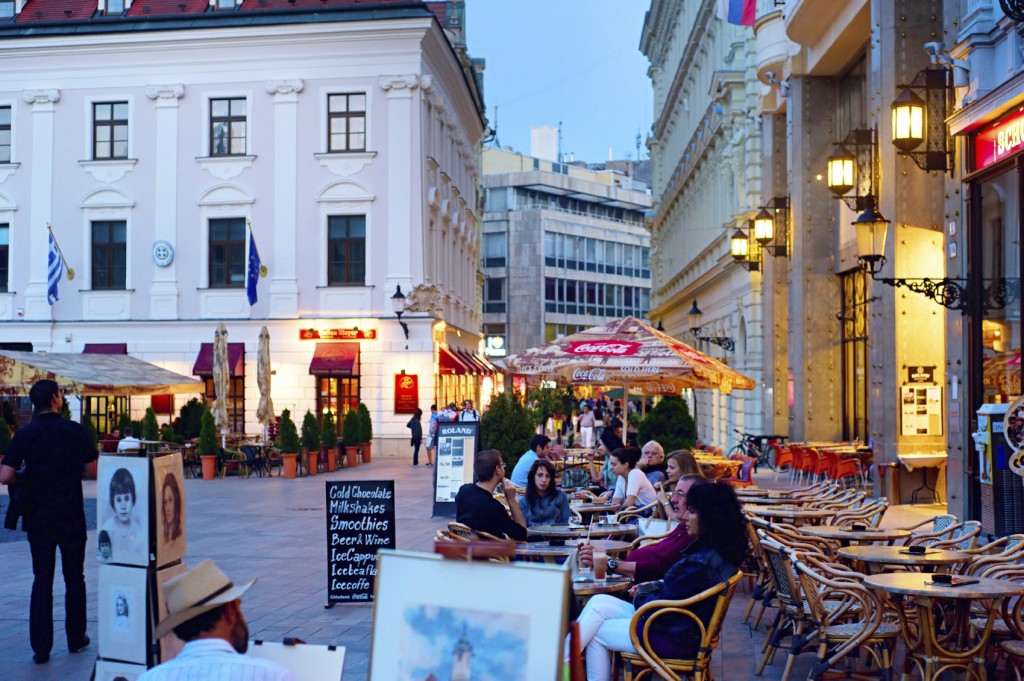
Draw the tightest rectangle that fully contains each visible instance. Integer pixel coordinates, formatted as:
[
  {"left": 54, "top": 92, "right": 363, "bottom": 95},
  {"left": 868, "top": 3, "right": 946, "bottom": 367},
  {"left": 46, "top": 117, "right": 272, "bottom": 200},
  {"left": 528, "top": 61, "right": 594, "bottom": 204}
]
[
  {"left": 246, "top": 219, "right": 268, "bottom": 277},
  {"left": 46, "top": 223, "right": 75, "bottom": 280}
]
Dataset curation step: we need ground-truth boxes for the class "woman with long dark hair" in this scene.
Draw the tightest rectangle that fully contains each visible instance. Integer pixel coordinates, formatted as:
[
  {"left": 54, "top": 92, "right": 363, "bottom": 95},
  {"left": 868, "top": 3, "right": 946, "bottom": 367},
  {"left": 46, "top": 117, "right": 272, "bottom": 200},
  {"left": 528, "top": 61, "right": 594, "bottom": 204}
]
[
  {"left": 517, "top": 459, "right": 570, "bottom": 526},
  {"left": 572, "top": 482, "right": 747, "bottom": 681}
]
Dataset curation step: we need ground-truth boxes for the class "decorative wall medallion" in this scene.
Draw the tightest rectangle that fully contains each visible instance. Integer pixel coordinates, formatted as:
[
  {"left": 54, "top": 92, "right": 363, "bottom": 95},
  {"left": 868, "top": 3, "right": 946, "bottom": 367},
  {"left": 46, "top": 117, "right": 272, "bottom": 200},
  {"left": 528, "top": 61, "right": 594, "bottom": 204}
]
[{"left": 152, "top": 240, "right": 174, "bottom": 267}]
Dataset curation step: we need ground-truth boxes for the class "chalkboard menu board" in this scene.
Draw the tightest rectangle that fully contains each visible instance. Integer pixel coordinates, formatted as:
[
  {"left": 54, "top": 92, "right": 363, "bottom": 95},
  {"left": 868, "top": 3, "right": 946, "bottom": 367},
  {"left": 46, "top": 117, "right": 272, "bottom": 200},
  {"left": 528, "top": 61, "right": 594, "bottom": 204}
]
[
  {"left": 326, "top": 481, "right": 396, "bottom": 603},
  {"left": 432, "top": 421, "right": 479, "bottom": 517}
]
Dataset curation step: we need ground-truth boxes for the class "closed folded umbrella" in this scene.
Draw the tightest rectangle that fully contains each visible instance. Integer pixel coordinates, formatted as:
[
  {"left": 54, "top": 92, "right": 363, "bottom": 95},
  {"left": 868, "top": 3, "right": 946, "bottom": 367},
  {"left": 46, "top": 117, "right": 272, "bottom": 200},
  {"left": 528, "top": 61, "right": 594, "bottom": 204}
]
[
  {"left": 256, "top": 326, "right": 275, "bottom": 426},
  {"left": 212, "top": 323, "right": 231, "bottom": 437}
]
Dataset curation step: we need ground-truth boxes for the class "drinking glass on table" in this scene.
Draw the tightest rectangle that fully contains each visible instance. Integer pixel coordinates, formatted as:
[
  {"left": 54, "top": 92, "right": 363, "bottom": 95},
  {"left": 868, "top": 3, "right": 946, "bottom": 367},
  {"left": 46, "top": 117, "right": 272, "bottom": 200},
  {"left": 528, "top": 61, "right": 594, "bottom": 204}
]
[{"left": 593, "top": 546, "right": 608, "bottom": 580}]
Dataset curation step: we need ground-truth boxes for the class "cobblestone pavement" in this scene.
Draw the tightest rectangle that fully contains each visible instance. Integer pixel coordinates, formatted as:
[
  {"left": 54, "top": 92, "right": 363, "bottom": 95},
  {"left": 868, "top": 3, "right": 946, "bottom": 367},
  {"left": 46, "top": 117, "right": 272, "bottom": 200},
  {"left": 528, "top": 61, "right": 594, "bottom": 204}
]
[{"left": 0, "top": 461, "right": 939, "bottom": 680}]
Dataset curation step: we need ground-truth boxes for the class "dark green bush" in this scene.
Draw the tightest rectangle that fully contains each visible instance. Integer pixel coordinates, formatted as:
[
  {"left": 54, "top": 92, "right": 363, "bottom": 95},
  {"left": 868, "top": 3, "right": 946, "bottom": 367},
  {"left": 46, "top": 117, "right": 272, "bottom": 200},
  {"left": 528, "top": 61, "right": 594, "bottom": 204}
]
[
  {"left": 320, "top": 411, "right": 337, "bottom": 447},
  {"left": 277, "top": 408, "right": 300, "bottom": 454},
  {"left": 197, "top": 407, "right": 219, "bottom": 456},
  {"left": 341, "top": 408, "right": 362, "bottom": 447},
  {"left": 357, "top": 402, "right": 372, "bottom": 443},
  {"left": 142, "top": 407, "right": 160, "bottom": 441},
  {"left": 301, "top": 410, "right": 321, "bottom": 451},
  {"left": 177, "top": 398, "right": 204, "bottom": 440},
  {"left": 636, "top": 396, "right": 696, "bottom": 453},
  {"left": 480, "top": 391, "right": 536, "bottom": 472}
]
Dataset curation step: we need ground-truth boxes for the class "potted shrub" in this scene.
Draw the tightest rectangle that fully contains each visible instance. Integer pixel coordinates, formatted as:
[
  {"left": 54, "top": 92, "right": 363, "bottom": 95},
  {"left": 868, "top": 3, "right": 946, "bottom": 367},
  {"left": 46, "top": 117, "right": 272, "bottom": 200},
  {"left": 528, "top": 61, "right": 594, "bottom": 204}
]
[
  {"left": 636, "top": 396, "right": 696, "bottom": 453},
  {"left": 301, "top": 410, "right": 320, "bottom": 476},
  {"left": 480, "top": 392, "right": 536, "bottom": 473},
  {"left": 357, "top": 402, "right": 373, "bottom": 463},
  {"left": 321, "top": 410, "right": 337, "bottom": 472},
  {"left": 197, "top": 407, "right": 220, "bottom": 480},
  {"left": 341, "top": 409, "right": 361, "bottom": 468},
  {"left": 142, "top": 407, "right": 160, "bottom": 452},
  {"left": 277, "top": 409, "right": 300, "bottom": 478}
]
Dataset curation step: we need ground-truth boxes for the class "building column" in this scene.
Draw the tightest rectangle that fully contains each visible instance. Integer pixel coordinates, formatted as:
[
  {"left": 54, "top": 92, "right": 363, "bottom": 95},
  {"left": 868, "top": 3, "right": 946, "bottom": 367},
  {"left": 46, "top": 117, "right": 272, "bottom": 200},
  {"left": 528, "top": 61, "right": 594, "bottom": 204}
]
[
  {"left": 22, "top": 88, "right": 59, "bottom": 320},
  {"left": 145, "top": 84, "right": 185, "bottom": 320},
  {"left": 379, "top": 75, "right": 419, "bottom": 297},
  {"left": 265, "top": 79, "right": 304, "bottom": 318}
]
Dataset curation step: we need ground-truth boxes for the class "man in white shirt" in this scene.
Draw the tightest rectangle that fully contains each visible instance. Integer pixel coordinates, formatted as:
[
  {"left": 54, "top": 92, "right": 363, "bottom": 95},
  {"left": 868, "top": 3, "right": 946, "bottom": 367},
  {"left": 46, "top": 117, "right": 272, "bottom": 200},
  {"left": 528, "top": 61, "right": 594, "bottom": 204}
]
[
  {"left": 139, "top": 560, "right": 294, "bottom": 681},
  {"left": 116, "top": 427, "right": 142, "bottom": 453},
  {"left": 457, "top": 399, "right": 480, "bottom": 422}
]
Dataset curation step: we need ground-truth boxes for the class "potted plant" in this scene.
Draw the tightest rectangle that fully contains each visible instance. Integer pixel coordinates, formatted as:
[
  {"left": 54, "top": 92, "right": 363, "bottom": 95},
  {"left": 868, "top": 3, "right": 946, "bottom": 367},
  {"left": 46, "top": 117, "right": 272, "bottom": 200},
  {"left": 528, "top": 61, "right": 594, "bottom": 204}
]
[
  {"left": 197, "top": 407, "right": 219, "bottom": 480},
  {"left": 277, "top": 409, "right": 300, "bottom": 478},
  {"left": 357, "top": 402, "right": 373, "bottom": 463},
  {"left": 301, "top": 410, "right": 320, "bottom": 476},
  {"left": 142, "top": 407, "right": 160, "bottom": 452},
  {"left": 321, "top": 410, "right": 337, "bottom": 472},
  {"left": 341, "top": 409, "right": 361, "bottom": 468}
]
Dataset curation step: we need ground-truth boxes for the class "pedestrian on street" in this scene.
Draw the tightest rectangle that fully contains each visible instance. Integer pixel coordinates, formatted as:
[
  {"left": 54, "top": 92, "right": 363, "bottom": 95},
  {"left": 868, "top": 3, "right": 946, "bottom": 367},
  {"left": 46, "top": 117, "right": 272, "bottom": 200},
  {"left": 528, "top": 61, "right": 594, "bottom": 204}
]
[
  {"left": 0, "top": 379, "right": 98, "bottom": 664},
  {"left": 458, "top": 399, "right": 479, "bottom": 421},
  {"left": 424, "top": 404, "right": 439, "bottom": 467},
  {"left": 407, "top": 408, "right": 423, "bottom": 466},
  {"left": 139, "top": 559, "right": 294, "bottom": 681}
]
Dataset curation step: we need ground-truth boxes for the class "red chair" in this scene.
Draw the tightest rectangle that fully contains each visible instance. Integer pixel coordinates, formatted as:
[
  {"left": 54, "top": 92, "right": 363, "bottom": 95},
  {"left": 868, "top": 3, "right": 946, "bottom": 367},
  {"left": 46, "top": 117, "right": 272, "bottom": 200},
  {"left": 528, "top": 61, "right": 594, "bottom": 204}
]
[
  {"left": 722, "top": 457, "right": 756, "bottom": 487},
  {"left": 792, "top": 445, "right": 814, "bottom": 484},
  {"left": 809, "top": 448, "right": 830, "bottom": 484},
  {"left": 772, "top": 444, "right": 794, "bottom": 480},
  {"left": 822, "top": 449, "right": 864, "bottom": 488}
]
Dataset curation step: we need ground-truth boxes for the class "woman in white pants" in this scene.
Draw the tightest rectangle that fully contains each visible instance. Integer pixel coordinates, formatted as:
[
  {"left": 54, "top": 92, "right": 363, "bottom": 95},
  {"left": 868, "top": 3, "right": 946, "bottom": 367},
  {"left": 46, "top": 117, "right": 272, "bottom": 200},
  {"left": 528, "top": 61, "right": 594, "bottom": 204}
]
[{"left": 578, "top": 405, "right": 595, "bottom": 448}]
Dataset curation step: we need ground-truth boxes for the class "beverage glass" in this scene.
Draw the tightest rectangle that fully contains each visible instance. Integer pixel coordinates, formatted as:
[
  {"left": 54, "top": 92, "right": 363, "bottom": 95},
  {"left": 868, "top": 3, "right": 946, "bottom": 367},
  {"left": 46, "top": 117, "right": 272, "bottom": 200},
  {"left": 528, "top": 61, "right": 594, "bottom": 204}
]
[{"left": 593, "top": 548, "right": 607, "bottom": 580}]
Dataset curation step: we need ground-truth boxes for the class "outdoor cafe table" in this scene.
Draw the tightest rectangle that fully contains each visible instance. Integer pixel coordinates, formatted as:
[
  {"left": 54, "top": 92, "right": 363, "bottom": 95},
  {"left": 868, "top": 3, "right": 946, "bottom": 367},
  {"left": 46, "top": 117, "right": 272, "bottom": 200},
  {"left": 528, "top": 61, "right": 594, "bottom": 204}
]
[
  {"left": 734, "top": 488, "right": 771, "bottom": 498},
  {"left": 572, "top": 571, "right": 632, "bottom": 599},
  {"left": 515, "top": 539, "right": 631, "bottom": 564},
  {"left": 800, "top": 525, "right": 912, "bottom": 547},
  {"left": 745, "top": 505, "right": 836, "bottom": 526},
  {"left": 864, "top": 572, "right": 1024, "bottom": 681},
  {"left": 694, "top": 457, "right": 741, "bottom": 480},
  {"left": 839, "top": 545, "right": 971, "bottom": 573},
  {"left": 528, "top": 523, "right": 638, "bottom": 540},
  {"left": 570, "top": 502, "right": 619, "bottom": 522},
  {"left": 740, "top": 496, "right": 815, "bottom": 507}
]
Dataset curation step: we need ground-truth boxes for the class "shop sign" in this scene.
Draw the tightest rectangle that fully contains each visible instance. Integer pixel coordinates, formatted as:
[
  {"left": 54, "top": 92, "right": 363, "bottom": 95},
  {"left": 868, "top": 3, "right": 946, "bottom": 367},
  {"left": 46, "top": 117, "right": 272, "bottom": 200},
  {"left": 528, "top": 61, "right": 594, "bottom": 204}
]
[
  {"left": 568, "top": 340, "right": 641, "bottom": 356},
  {"left": 906, "top": 365, "right": 936, "bottom": 384},
  {"left": 300, "top": 328, "right": 377, "bottom": 341},
  {"left": 975, "top": 105, "right": 1024, "bottom": 170},
  {"left": 483, "top": 335, "right": 506, "bottom": 357},
  {"left": 325, "top": 480, "right": 395, "bottom": 603},
  {"left": 394, "top": 373, "right": 418, "bottom": 414}
]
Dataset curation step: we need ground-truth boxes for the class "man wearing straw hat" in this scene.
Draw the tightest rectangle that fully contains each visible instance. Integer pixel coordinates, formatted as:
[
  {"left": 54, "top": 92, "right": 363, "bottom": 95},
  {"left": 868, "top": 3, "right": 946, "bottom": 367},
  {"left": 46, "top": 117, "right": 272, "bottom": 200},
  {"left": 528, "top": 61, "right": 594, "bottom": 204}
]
[{"left": 139, "top": 560, "right": 294, "bottom": 680}]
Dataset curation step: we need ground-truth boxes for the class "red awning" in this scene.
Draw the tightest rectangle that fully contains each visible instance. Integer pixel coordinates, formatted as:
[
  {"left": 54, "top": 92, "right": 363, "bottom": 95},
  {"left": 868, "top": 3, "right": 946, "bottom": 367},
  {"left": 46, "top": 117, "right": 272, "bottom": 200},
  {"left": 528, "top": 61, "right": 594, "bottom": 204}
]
[
  {"left": 192, "top": 342, "right": 246, "bottom": 377},
  {"left": 458, "top": 348, "right": 492, "bottom": 375},
  {"left": 473, "top": 351, "right": 500, "bottom": 375},
  {"left": 83, "top": 343, "right": 127, "bottom": 354},
  {"left": 439, "top": 347, "right": 473, "bottom": 375},
  {"left": 308, "top": 343, "right": 360, "bottom": 377}
]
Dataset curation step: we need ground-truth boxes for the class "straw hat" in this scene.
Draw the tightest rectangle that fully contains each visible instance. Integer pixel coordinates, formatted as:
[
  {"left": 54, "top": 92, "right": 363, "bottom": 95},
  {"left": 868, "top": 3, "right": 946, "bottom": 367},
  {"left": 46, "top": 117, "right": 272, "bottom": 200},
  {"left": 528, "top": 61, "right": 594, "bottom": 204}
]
[{"left": 154, "top": 560, "right": 256, "bottom": 638}]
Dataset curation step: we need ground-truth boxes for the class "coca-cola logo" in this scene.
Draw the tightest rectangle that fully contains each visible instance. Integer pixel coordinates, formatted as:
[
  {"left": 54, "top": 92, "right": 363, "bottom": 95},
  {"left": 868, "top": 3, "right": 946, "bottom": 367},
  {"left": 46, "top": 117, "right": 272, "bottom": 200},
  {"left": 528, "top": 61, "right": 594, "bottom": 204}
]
[
  {"left": 572, "top": 368, "right": 607, "bottom": 382},
  {"left": 568, "top": 341, "right": 641, "bottom": 356}
]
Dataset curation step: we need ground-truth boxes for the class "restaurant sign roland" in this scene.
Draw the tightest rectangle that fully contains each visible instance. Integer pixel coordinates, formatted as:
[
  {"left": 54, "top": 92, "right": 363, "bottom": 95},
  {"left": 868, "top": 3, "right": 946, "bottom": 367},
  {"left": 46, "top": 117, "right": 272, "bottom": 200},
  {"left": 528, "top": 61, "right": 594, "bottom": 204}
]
[
  {"left": 300, "top": 328, "right": 377, "bottom": 341},
  {"left": 325, "top": 480, "right": 396, "bottom": 603}
]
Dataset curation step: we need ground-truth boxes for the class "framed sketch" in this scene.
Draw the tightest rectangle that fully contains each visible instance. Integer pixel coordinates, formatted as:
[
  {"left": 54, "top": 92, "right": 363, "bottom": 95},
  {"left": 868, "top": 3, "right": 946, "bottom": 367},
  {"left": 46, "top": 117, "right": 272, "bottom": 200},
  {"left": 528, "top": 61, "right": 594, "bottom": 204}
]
[
  {"left": 248, "top": 640, "right": 346, "bottom": 681},
  {"left": 97, "top": 455, "right": 151, "bottom": 567},
  {"left": 99, "top": 564, "right": 149, "bottom": 664},
  {"left": 153, "top": 453, "right": 187, "bottom": 568},
  {"left": 95, "top": 660, "right": 147, "bottom": 681},
  {"left": 369, "top": 550, "right": 570, "bottom": 681},
  {"left": 154, "top": 562, "right": 188, "bottom": 662}
]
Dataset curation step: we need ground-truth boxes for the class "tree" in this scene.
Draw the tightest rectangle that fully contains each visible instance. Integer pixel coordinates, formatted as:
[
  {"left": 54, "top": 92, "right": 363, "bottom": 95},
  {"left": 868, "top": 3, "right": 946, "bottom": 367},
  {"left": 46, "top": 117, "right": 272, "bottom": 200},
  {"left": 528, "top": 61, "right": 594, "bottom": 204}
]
[
  {"left": 636, "top": 396, "right": 697, "bottom": 453},
  {"left": 177, "top": 398, "right": 204, "bottom": 440},
  {"left": 117, "top": 412, "right": 133, "bottom": 434},
  {"left": 301, "top": 410, "right": 321, "bottom": 451},
  {"left": 142, "top": 407, "right": 160, "bottom": 441},
  {"left": 528, "top": 385, "right": 576, "bottom": 437},
  {"left": 0, "top": 416, "right": 13, "bottom": 455},
  {"left": 480, "top": 391, "right": 536, "bottom": 472},
  {"left": 197, "top": 407, "right": 219, "bottom": 456},
  {"left": 320, "top": 410, "right": 337, "bottom": 447},
  {"left": 341, "top": 408, "right": 362, "bottom": 447},
  {"left": 357, "top": 402, "right": 372, "bottom": 444},
  {"left": 60, "top": 396, "right": 71, "bottom": 420},
  {"left": 160, "top": 423, "right": 183, "bottom": 444},
  {"left": 277, "top": 408, "right": 300, "bottom": 454}
]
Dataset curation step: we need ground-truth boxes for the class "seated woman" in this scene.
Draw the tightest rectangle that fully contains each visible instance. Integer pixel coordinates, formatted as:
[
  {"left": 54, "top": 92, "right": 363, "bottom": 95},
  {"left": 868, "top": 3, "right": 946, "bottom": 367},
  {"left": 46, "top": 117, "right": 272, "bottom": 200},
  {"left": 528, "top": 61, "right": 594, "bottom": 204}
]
[
  {"left": 572, "top": 483, "right": 747, "bottom": 681},
  {"left": 599, "top": 447, "right": 658, "bottom": 513},
  {"left": 517, "top": 459, "right": 570, "bottom": 526},
  {"left": 664, "top": 449, "right": 704, "bottom": 486}
]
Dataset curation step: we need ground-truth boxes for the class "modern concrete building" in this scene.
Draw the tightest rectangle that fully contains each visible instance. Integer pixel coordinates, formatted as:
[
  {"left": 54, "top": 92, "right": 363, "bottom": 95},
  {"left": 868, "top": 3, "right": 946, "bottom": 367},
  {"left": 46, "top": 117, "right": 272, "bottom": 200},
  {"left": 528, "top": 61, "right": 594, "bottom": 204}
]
[
  {"left": 480, "top": 145, "right": 652, "bottom": 365},
  {"left": 0, "top": 0, "right": 488, "bottom": 456}
]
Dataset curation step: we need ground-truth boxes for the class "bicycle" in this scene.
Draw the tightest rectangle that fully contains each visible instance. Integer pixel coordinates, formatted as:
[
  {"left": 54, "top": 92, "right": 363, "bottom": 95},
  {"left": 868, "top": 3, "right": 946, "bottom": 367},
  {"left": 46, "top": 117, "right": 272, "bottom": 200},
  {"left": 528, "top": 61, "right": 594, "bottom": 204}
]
[{"left": 727, "top": 430, "right": 786, "bottom": 472}]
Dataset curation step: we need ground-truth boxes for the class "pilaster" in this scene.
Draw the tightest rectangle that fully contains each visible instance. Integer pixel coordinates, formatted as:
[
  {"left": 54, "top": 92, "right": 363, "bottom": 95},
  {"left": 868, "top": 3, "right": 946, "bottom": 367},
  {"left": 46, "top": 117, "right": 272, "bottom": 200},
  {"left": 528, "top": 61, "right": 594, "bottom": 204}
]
[
  {"left": 379, "top": 75, "right": 418, "bottom": 297},
  {"left": 22, "top": 88, "right": 59, "bottom": 320},
  {"left": 265, "top": 79, "right": 304, "bottom": 318},
  {"left": 145, "top": 84, "right": 184, "bottom": 319}
]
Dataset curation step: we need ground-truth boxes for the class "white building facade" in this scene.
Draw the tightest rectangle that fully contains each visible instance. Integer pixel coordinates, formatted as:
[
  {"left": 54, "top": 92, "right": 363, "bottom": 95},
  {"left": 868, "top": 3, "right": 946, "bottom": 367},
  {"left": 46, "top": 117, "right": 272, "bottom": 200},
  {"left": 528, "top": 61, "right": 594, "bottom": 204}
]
[{"left": 0, "top": 0, "right": 486, "bottom": 455}]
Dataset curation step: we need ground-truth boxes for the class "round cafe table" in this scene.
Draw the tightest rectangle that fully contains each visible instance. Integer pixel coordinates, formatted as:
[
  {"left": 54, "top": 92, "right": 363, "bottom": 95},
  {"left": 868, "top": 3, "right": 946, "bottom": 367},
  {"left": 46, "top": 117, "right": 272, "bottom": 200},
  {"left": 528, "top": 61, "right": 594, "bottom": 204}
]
[
  {"left": 745, "top": 505, "right": 835, "bottom": 526},
  {"left": 515, "top": 539, "right": 631, "bottom": 564},
  {"left": 864, "top": 572, "right": 1024, "bottom": 681},
  {"left": 572, "top": 571, "right": 632, "bottom": 600},
  {"left": 800, "top": 525, "right": 912, "bottom": 547},
  {"left": 839, "top": 545, "right": 971, "bottom": 573},
  {"left": 570, "top": 502, "right": 619, "bottom": 522},
  {"left": 740, "top": 496, "right": 814, "bottom": 507},
  {"left": 734, "top": 488, "right": 771, "bottom": 498},
  {"left": 528, "top": 523, "right": 638, "bottom": 540}
]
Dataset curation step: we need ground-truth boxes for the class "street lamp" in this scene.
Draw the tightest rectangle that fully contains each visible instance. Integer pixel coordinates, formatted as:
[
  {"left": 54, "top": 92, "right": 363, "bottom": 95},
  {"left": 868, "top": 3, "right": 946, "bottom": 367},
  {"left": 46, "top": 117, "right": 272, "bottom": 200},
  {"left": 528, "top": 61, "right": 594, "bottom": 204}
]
[
  {"left": 753, "top": 208, "right": 774, "bottom": 245},
  {"left": 686, "top": 299, "right": 735, "bottom": 352},
  {"left": 826, "top": 146, "right": 856, "bottom": 196},
  {"left": 888, "top": 67, "right": 954, "bottom": 172},
  {"left": 890, "top": 88, "right": 926, "bottom": 152},
  {"left": 390, "top": 284, "right": 409, "bottom": 340},
  {"left": 853, "top": 195, "right": 891, "bottom": 276},
  {"left": 730, "top": 229, "right": 749, "bottom": 262}
]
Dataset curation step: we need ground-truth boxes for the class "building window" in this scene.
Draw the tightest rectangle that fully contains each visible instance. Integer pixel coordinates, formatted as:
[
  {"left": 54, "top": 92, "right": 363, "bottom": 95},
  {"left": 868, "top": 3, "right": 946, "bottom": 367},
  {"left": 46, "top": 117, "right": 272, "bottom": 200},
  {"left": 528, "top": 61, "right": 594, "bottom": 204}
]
[
  {"left": 327, "top": 215, "right": 366, "bottom": 285},
  {"left": 0, "top": 224, "right": 7, "bottom": 292},
  {"left": 0, "top": 0, "right": 13, "bottom": 19},
  {"left": 839, "top": 269, "right": 870, "bottom": 441},
  {"left": 210, "top": 98, "right": 246, "bottom": 156},
  {"left": 91, "top": 220, "right": 127, "bottom": 290},
  {"left": 317, "top": 377, "right": 359, "bottom": 438},
  {"left": 105, "top": 0, "right": 124, "bottom": 13},
  {"left": 483, "top": 232, "right": 506, "bottom": 268},
  {"left": 484, "top": 277, "right": 505, "bottom": 313},
  {"left": 93, "top": 102, "right": 128, "bottom": 160},
  {"left": 214, "top": 0, "right": 235, "bottom": 9},
  {"left": 204, "top": 376, "right": 245, "bottom": 434},
  {"left": 83, "top": 395, "right": 128, "bottom": 438},
  {"left": 208, "top": 218, "right": 245, "bottom": 288},
  {"left": 327, "top": 94, "right": 366, "bottom": 152},
  {"left": 0, "top": 106, "right": 9, "bottom": 162}
]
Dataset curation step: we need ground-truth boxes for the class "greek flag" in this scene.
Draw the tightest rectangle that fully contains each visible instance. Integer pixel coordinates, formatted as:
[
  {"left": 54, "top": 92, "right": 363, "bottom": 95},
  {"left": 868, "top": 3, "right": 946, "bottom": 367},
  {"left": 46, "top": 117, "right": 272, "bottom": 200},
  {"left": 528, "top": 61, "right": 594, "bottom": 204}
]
[
  {"left": 47, "top": 231, "right": 63, "bottom": 305},
  {"left": 246, "top": 229, "right": 262, "bottom": 306}
]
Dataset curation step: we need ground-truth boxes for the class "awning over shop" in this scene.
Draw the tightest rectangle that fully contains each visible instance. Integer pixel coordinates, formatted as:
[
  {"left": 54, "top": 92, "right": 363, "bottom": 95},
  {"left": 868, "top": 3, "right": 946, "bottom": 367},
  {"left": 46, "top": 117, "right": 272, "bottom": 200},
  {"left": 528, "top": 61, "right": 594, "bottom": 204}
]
[
  {"left": 193, "top": 342, "right": 245, "bottom": 377},
  {"left": 439, "top": 347, "right": 473, "bottom": 375},
  {"left": 0, "top": 351, "right": 203, "bottom": 396},
  {"left": 458, "top": 348, "right": 494, "bottom": 375},
  {"left": 308, "top": 342, "right": 360, "bottom": 377},
  {"left": 83, "top": 343, "right": 127, "bottom": 354}
]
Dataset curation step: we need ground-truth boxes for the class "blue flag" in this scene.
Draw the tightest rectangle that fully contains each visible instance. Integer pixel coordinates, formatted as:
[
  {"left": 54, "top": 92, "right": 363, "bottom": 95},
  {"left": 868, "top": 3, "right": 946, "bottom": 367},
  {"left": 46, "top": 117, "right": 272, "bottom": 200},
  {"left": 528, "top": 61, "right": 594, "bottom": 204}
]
[
  {"left": 47, "top": 231, "right": 63, "bottom": 305},
  {"left": 246, "top": 229, "right": 262, "bottom": 306}
]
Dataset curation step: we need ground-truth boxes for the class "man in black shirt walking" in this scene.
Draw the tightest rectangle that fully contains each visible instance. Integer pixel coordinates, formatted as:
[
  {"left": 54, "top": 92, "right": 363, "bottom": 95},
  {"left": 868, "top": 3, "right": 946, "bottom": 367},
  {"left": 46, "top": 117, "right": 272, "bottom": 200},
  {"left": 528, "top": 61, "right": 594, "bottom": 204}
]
[{"left": 0, "top": 380, "right": 98, "bottom": 663}]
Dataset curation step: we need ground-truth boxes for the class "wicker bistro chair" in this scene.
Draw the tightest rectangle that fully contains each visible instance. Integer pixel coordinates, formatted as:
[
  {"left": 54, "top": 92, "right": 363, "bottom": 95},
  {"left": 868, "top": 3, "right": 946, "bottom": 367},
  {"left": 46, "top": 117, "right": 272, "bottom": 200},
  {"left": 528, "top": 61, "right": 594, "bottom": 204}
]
[
  {"left": 620, "top": 571, "right": 743, "bottom": 681},
  {"left": 793, "top": 554, "right": 898, "bottom": 680},
  {"left": 617, "top": 500, "right": 660, "bottom": 524},
  {"left": 897, "top": 513, "right": 959, "bottom": 546},
  {"left": 958, "top": 534, "right": 1024, "bottom": 577},
  {"left": 756, "top": 536, "right": 821, "bottom": 681},
  {"left": 997, "top": 567, "right": 1024, "bottom": 680},
  {"left": 831, "top": 498, "right": 890, "bottom": 529}
]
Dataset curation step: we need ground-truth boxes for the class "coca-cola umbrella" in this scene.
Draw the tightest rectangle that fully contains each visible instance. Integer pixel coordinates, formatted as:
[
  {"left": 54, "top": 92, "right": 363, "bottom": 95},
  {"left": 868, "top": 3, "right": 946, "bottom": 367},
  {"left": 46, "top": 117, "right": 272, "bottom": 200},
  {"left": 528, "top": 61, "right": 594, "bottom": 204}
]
[{"left": 495, "top": 316, "right": 755, "bottom": 395}]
